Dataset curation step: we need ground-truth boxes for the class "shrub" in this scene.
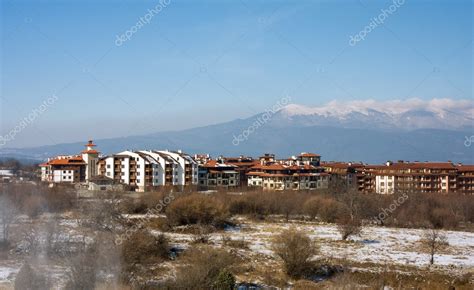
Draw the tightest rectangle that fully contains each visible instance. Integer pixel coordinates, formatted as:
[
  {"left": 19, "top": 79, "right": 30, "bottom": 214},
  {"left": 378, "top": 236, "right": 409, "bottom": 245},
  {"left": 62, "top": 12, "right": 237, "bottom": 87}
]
[
  {"left": 121, "top": 230, "right": 169, "bottom": 270},
  {"left": 66, "top": 245, "right": 98, "bottom": 290},
  {"left": 272, "top": 228, "right": 318, "bottom": 278},
  {"left": 336, "top": 217, "right": 362, "bottom": 240},
  {"left": 318, "top": 199, "right": 345, "bottom": 223},
  {"left": 23, "top": 195, "right": 45, "bottom": 218},
  {"left": 166, "top": 194, "right": 229, "bottom": 227},
  {"left": 43, "top": 187, "right": 76, "bottom": 212},
  {"left": 303, "top": 196, "right": 321, "bottom": 219},
  {"left": 14, "top": 263, "right": 50, "bottom": 290},
  {"left": 171, "top": 246, "right": 236, "bottom": 289},
  {"left": 213, "top": 269, "right": 236, "bottom": 290}
]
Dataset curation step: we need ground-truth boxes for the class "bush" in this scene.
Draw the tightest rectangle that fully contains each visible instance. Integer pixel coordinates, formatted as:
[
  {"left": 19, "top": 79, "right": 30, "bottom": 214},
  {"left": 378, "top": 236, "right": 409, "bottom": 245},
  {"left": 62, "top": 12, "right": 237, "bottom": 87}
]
[
  {"left": 272, "top": 228, "right": 318, "bottom": 278},
  {"left": 170, "top": 246, "right": 236, "bottom": 289},
  {"left": 121, "top": 192, "right": 170, "bottom": 214},
  {"left": 336, "top": 217, "right": 362, "bottom": 240},
  {"left": 66, "top": 244, "right": 98, "bottom": 290},
  {"left": 318, "top": 199, "right": 345, "bottom": 223},
  {"left": 121, "top": 230, "right": 169, "bottom": 270},
  {"left": 43, "top": 187, "right": 76, "bottom": 212},
  {"left": 213, "top": 269, "right": 236, "bottom": 290},
  {"left": 166, "top": 194, "right": 229, "bottom": 227},
  {"left": 23, "top": 195, "right": 45, "bottom": 218},
  {"left": 14, "top": 263, "right": 50, "bottom": 290}
]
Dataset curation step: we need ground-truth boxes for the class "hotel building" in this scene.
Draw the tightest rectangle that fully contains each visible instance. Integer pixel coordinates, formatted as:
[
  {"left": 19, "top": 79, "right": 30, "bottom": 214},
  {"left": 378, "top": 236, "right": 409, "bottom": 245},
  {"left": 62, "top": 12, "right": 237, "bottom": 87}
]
[
  {"left": 247, "top": 153, "right": 329, "bottom": 190},
  {"left": 97, "top": 150, "right": 198, "bottom": 191},
  {"left": 39, "top": 140, "right": 99, "bottom": 183},
  {"left": 198, "top": 159, "right": 240, "bottom": 188}
]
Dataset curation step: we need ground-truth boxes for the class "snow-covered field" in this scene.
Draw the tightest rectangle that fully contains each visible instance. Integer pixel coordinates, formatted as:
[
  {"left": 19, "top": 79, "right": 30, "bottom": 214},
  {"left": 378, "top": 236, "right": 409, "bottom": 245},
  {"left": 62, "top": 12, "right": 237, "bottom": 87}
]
[
  {"left": 1, "top": 216, "right": 473, "bottom": 288},
  {"left": 156, "top": 219, "right": 474, "bottom": 272}
]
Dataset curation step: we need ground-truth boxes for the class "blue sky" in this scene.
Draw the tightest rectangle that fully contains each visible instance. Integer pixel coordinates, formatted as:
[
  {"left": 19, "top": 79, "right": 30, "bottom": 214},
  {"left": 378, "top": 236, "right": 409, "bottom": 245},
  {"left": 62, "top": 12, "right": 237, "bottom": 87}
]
[{"left": 1, "top": 0, "right": 472, "bottom": 147}]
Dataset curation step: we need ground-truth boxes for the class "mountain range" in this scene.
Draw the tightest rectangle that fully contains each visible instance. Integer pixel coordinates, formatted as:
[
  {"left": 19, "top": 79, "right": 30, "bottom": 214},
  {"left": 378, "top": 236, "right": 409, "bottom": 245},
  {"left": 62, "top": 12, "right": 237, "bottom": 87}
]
[{"left": 1, "top": 98, "right": 473, "bottom": 164}]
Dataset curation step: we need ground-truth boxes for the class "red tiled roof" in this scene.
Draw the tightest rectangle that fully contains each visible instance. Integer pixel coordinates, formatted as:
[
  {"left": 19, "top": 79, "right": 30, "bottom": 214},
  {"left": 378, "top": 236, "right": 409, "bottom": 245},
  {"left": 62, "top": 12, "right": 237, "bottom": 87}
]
[
  {"left": 457, "top": 165, "right": 474, "bottom": 172},
  {"left": 81, "top": 149, "right": 99, "bottom": 154},
  {"left": 41, "top": 156, "right": 86, "bottom": 166},
  {"left": 202, "top": 160, "right": 236, "bottom": 169},
  {"left": 299, "top": 153, "right": 320, "bottom": 157},
  {"left": 251, "top": 163, "right": 288, "bottom": 170}
]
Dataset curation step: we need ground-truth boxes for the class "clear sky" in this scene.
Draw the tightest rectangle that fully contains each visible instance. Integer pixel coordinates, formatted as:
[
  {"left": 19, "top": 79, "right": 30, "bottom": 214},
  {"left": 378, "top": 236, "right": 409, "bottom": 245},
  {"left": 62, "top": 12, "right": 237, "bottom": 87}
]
[{"left": 1, "top": 0, "right": 472, "bottom": 147}]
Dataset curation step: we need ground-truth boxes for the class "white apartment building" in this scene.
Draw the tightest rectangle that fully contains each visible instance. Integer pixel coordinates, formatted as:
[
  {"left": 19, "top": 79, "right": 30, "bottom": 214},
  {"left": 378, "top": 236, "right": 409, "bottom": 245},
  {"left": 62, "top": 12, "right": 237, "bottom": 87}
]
[{"left": 98, "top": 150, "right": 198, "bottom": 192}]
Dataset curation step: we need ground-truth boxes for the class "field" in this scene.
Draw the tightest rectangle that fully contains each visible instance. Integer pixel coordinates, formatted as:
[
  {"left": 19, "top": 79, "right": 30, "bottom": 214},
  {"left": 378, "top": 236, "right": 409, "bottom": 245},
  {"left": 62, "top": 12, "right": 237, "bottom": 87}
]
[{"left": 1, "top": 212, "right": 473, "bottom": 289}]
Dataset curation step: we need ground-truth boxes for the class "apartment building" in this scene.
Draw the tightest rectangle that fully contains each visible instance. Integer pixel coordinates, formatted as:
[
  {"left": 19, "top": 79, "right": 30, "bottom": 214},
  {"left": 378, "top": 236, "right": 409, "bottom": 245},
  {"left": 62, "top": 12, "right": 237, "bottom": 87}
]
[
  {"left": 194, "top": 154, "right": 211, "bottom": 165},
  {"left": 97, "top": 150, "right": 198, "bottom": 191},
  {"left": 370, "top": 162, "right": 458, "bottom": 194},
  {"left": 218, "top": 156, "right": 258, "bottom": 186},
  {"left": 39, "top": 140, "right": 99, "bottom": 184},
  {"left": 198, "top": 160, "right": 240, "bottom": 188},
  {"left": 454, "top": 165, "right": 474, "bottom": 195},
  {"left": 322, "top": 162, "right": 364, "bottom": 191},
  {"left": 247, "top": 153, "right": 328, "bottom": 191}
]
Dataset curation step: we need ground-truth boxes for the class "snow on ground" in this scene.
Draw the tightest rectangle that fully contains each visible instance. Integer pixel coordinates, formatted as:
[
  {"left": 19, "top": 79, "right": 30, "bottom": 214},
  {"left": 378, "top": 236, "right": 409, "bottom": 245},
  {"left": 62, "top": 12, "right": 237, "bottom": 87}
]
[
  {"left": 0, "top": 262, "right": 21, "bottom": 289},
  {"left": 158, "top": 219, "right": 474, "bottom": 272}
]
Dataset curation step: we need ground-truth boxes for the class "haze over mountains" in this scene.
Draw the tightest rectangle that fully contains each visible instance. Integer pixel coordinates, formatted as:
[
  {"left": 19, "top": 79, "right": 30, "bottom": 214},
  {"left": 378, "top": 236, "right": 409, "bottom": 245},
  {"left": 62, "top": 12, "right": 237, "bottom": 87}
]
[{"left": 1, "top": 98, "right": 473, "bottom": 164}]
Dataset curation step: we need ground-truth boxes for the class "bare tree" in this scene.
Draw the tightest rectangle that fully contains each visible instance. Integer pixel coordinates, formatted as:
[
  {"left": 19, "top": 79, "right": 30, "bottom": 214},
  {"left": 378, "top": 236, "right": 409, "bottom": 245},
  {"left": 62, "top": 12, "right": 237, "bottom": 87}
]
[
  {"left": 0, "top": 195, "right": 17, "bottom": 245},
  {"left": 421, "top": 229, "right": 449, "bottom": 265},
  {"left": 337, "top": 217, "right": 362, "bottom": 241},
  {"left": 80, "top": 193, "right": 124, "bottom": 234}
]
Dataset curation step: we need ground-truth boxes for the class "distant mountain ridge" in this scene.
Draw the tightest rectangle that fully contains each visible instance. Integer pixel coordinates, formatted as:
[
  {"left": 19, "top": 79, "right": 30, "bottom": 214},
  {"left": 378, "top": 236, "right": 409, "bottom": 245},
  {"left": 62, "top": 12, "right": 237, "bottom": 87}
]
[
  {"left": 1, "top": 98, "right": 473, "bottom": 164},
  {"left": 271, "top": 98, "right": 474, "bottom": 131}
]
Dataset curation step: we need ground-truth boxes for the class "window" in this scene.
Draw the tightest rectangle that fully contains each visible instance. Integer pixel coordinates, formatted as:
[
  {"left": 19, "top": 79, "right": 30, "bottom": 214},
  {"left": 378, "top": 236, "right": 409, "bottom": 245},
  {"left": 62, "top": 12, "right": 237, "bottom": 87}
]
[
  {"left": 137, "top": 179, "right": 140, "bottom": 183},
  {"left": 137, "top": 172, "right": 140, "bottom": 176},
  {"left": 121, "top": 165, "right": 125, "bottom": 168},
  {"left": 137, "top": 164, "right": 140, "bottom": 168},
  {"left": 107, "top": 165, "right": 111, "bottom": 169},
  {"left": 106, "top": 172, "right": 110, "bottom": 176}
]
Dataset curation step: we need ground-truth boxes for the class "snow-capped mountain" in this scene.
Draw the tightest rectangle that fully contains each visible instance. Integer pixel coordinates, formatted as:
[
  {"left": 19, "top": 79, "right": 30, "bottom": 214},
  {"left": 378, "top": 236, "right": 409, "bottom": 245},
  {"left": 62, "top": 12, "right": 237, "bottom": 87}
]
[
  {"left": 1, "top": 98, "right": 473, "bottom": 164},
  {"left": 272, "top": 99, "right": 474, "bottom": 131}
]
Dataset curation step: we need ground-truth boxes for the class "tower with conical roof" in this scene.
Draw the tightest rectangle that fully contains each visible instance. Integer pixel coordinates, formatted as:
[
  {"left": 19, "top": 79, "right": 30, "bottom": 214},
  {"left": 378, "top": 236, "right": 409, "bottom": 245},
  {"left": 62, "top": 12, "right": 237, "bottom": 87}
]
[{"left": 81, "top": 140, "right": 99, "bottom": 181}]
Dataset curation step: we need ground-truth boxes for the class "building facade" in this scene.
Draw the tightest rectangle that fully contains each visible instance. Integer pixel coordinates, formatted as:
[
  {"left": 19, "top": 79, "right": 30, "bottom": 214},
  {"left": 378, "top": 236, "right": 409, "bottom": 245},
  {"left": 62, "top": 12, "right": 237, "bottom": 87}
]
[
  {"left": 247, "top": 153, "right": 328, "bottom": 191},
  {"left": 97, "top": 150, "right": 198, "bottom": 191},
  {"left": 39, "top": 140, "right": 98, "bottom": 184},
  {"left": 198, "top": 160, "right": 240, "bottom": 188}
]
